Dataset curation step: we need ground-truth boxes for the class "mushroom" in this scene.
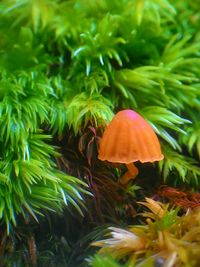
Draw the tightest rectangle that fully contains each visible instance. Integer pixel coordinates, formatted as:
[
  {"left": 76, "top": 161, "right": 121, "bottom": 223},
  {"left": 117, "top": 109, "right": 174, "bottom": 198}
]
[{"left": 98, "top": 109, "right": 164, "bottom": 184}]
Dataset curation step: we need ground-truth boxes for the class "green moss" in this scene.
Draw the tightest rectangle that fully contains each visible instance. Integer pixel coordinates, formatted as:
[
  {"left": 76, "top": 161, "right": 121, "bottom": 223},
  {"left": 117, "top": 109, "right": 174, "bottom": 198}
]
[{"left": 0, "top": 0, "right": 200, "bottom": 265}]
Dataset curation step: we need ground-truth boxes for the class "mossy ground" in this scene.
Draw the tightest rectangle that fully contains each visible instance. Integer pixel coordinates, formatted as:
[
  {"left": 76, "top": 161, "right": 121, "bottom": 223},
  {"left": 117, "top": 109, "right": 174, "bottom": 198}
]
[{"left": 0, "top": 0, "right": 200, "bottom": 266}]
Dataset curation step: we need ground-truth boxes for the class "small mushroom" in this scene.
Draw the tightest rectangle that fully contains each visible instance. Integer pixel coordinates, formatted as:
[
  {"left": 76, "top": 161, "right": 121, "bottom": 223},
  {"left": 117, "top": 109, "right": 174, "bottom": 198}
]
[{"left": 98, "top": 109, "right": 164, "bottom": 184}]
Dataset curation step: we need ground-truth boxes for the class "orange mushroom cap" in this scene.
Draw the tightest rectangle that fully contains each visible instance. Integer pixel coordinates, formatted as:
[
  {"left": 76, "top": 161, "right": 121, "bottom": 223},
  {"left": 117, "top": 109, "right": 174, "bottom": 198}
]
[{"left": 98, "top": 109, "right": 164, "bottom": 164}]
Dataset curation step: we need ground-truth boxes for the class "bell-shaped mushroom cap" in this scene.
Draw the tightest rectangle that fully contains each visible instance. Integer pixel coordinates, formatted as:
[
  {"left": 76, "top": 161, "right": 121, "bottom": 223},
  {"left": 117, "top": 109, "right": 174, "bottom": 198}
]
[{"left": 98, "top": 109, "right": 164, "bottom": 164}]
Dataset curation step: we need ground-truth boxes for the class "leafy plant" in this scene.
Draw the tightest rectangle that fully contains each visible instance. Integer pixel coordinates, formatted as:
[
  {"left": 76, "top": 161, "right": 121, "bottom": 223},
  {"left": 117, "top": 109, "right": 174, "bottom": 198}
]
[
  {"left": 89, "top": 254, "right": 126, "bottom": 267},
  {"left": 93, "top": 198, "right": 200, "bottom": 267},
  {"left": 1, "top": 0, "right": 200, "bottom": 188},
  {"left": 0, "top": 0, "right": 200, "bottom": 265}
]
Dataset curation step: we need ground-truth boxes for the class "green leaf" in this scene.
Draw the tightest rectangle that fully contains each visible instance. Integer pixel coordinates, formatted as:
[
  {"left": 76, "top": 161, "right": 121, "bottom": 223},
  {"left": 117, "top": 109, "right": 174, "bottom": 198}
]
[
  {"left": 159, "top": 145, "right": 200, "bottom": 185},
  {"left": 89, "top": 255, "right": 126, "bottom": 267},
  {"left": 66, "top": 92, "right": 114, "bottom": 134}
]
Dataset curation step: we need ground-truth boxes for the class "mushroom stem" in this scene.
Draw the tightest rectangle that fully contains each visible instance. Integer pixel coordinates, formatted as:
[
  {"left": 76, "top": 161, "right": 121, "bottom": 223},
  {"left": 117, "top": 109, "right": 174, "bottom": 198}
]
[{"left": 119, "top": 163, "right": 139, "bottom": 185}]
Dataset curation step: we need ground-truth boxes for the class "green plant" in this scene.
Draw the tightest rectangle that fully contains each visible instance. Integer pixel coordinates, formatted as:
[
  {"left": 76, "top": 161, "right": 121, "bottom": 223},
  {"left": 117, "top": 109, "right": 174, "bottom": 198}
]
[
  {"left": 93, "top": 198, "right": 200, "bottom": 267},
  {"left": 89, "top": 254, "right": 126, "bottom": 267},
  {"left": 0, "top": 0, "right": 200, "bottom": 265}
]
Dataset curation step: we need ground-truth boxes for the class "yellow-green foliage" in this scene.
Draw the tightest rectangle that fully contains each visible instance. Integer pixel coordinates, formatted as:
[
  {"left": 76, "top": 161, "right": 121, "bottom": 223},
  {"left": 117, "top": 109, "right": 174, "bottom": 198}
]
[{"left": 93, "top": 198, "right": 200, "bottom": 267}]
